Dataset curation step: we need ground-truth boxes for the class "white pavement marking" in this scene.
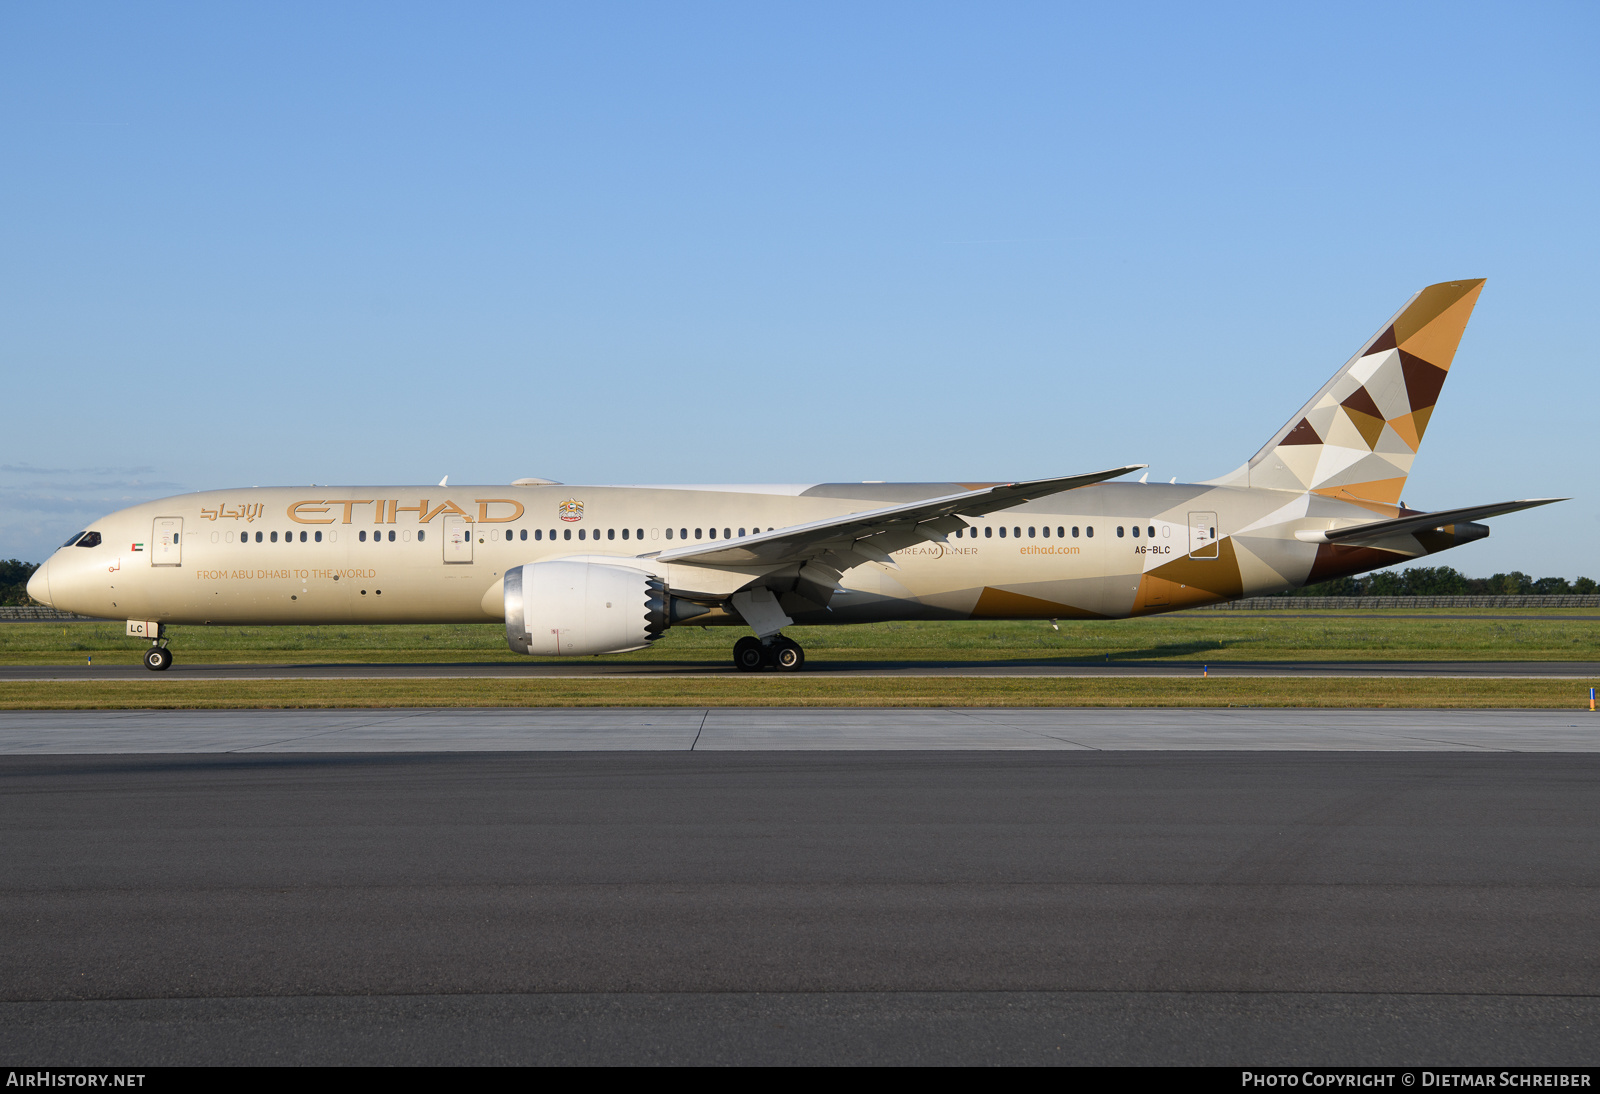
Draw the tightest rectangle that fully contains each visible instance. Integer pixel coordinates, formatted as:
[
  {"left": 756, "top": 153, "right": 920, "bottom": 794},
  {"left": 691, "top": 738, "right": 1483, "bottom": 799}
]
[{"left": 0, "top": 708, "right": 1595, "bottom": 753}]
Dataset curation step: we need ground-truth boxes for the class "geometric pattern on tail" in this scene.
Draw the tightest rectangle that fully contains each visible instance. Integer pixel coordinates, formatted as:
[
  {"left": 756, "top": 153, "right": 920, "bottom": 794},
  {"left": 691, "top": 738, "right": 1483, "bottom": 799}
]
[{"left": 1243, "top": 279, "right": 1485, "bottom": 510}]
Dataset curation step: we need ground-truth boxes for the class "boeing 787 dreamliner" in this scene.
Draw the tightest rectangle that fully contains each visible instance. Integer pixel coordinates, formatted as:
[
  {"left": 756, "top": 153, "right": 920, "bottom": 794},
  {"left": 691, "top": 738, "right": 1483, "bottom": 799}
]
[{"left": 27, "top": 279, "right": 1558, "bottom": 670}]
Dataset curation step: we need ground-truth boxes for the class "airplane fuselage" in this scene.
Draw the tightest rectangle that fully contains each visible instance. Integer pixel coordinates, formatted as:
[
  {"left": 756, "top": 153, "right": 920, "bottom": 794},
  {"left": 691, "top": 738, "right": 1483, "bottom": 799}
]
[{"left": 29, "top": 479, "right": 1477, "bottom": 630}]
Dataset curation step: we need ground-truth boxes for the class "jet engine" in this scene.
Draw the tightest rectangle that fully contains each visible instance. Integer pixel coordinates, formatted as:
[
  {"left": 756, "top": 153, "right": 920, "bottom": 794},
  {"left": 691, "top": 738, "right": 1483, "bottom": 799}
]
[{"left": 504, "top": 560, "right": 669, "bottom": 656}]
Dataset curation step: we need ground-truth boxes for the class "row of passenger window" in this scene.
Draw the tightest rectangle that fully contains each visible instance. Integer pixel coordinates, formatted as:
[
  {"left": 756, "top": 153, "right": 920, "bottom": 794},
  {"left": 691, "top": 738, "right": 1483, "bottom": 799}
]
[
  {"left": 229, "top": 529, "right": 425, "bottom": 543},
  {"left": 511, "top": 527, "right": 651, "bottom": 542},
  {"left": 953, "top": 525, "right": 1095, "bottom": 539},
  {"left": 226, "top": 522, "right": 1183, "bottom": 547},
  {"left": 231, "top": 529, "right": 430, "bottom": 543},
  {"left": 951, "top": 523, "right": 1185, "bottom": 541},
  {"left": 951, "top": 523, "right": 1180, "bottom": 541},
  {"left": 491, "top": 526, "right": 777, "bottom": 543},
  {"left": 664, "top": 527, "right": 771, "bottom": 541},
  {"left": 231, "top": 526, "right": 777, "bottom": 545},
  {"left": 235, "top": 530, "right": 337, "bottom": 543}
]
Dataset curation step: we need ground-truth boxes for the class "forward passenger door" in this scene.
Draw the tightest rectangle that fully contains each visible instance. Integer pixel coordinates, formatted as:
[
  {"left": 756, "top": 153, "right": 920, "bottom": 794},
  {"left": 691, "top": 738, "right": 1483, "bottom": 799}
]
[{"left": 151, "top": 517, "right": 183, "bottom": 566}]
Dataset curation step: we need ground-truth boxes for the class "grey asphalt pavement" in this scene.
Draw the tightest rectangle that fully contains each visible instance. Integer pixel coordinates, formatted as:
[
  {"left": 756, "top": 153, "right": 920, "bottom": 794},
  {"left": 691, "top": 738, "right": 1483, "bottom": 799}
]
[
  {"left": 2, "top": 706, "right": 1599, "bottom": 752},
  {"left": 2, "top": 750, "right": 1597, "bottom": 1064}
]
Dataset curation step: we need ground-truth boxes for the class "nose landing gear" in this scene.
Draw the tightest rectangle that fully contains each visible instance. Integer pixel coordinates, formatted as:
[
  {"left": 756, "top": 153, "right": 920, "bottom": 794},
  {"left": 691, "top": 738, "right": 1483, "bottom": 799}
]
[
  {"left": 732, "top": 634, "right": 805, "bottom": 672},
  {"left": 128, "top": 620, "right": 173, "bottom": 671}
]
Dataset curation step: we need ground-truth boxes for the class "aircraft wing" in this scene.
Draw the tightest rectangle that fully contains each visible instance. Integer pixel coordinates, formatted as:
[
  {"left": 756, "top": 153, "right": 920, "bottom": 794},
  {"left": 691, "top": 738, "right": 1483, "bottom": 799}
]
[
  {"left": 1294, "top": 498, "right": 1565, "bottom": 545},
  {"left": 653, "top": 465, "right": 1146, "bottom": 571}
]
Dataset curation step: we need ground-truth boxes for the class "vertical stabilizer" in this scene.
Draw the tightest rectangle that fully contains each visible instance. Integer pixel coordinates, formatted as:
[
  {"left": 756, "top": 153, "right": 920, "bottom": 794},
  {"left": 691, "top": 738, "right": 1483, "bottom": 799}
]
[{"left": 1223, "top": 279, "right": 1485, "bottom": 509}]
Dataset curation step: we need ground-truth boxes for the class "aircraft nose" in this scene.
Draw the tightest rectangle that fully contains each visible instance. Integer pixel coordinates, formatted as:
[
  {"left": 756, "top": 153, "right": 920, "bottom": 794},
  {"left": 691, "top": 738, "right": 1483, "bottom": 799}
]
[{"left": 26, "top": 560, "right": 52, "bottom": 607}]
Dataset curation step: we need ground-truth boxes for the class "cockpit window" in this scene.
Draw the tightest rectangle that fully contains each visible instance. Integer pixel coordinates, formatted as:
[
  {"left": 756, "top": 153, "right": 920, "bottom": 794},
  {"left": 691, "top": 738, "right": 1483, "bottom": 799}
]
[
  {"left": 61, "top": 531, "right": 86, "bottom": 548},
  {"left": 75, "top": 531, "right": 102, "bottom": 548}
]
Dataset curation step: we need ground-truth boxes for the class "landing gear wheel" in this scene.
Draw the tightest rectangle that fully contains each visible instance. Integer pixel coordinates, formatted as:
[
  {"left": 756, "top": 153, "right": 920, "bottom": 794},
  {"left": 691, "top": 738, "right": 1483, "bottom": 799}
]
[
  {"left": 144, "top": 646, "right": 173, "bottom": 672},
  {"left": 733, "top": 636, "right": 765, "bottom": 672},
  {"left": 772, "top": 638, "right": 805, "bottom": 672}
]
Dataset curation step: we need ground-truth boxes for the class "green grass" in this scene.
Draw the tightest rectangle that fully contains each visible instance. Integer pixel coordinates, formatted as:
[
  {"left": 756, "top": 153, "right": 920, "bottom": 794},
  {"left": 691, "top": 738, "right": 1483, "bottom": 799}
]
[
  {"left": 3, "top": 676, "right": 1596, "bottom": 710},
  {"left": 3, "top": 611, "right": 1597, "bottom": 666}
]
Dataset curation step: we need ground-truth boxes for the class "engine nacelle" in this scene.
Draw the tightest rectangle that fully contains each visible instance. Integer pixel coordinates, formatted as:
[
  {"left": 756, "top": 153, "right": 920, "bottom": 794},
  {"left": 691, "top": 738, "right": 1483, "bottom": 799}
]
[{"left": 504, "top": 561, "right": 669, "bottom": 656}]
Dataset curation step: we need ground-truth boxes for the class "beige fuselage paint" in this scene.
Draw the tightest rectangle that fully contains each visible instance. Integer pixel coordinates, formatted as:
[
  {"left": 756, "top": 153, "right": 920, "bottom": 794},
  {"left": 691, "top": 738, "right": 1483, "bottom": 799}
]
[{"left": 35, "top": 479, "right": 1482, "bottom": 629}]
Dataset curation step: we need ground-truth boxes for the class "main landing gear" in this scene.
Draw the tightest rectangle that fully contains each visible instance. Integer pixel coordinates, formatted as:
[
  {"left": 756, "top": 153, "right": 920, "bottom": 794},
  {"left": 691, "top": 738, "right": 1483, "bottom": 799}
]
[
  {"left": 143, "top": 641, "right": 173, "bottom": 671},
  {"left": 733, "top": 634, "right": 806, "bottom": 672}
]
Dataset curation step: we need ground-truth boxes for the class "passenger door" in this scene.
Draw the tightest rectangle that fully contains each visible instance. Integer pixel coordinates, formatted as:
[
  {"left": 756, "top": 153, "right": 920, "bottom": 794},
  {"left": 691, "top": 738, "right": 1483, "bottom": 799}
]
[
  {"left": 151, "top": 517, "right": 183, "bottom": 566},
  {"left": 443, "top": 515, "right": 473, "bottom": 564},
  {"left": 1189, "top": 512, "right": 1219, "bottom": 559}
]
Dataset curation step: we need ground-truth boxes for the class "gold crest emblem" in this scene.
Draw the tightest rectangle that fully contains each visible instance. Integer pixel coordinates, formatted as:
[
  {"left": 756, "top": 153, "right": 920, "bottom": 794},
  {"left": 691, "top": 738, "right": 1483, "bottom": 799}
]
[{"left": 558, "top": 498, "right": 584, "bottom": 522}]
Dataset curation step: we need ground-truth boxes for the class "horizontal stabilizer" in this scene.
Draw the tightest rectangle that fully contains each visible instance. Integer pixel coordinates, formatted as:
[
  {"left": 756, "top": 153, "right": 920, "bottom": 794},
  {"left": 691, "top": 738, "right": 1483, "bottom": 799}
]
[
  {"left": 655, "top": 464, "right": 1146, "bottom": 569},
  {"left": 1294, "top": 498, "right": 1564, "bottom": 545}
]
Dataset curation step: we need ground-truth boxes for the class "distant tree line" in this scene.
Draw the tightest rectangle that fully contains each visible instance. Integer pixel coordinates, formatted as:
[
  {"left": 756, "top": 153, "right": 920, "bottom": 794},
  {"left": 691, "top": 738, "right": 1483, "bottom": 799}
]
[
  {"left": 0, "top": 560, "right": 39, "bottom": 606},
  {"left": 1280, "top": 565, "right": 1598, "bottom": 597}
]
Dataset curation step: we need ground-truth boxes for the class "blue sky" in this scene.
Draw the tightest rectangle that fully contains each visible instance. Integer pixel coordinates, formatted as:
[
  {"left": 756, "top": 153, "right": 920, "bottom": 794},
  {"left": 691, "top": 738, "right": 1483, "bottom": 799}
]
[{"left": 3, "top": 2, "right": 1596, "bottom": 576}]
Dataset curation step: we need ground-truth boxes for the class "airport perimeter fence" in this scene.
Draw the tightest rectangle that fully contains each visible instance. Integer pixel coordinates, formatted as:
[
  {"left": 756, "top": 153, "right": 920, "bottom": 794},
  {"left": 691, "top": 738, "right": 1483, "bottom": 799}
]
[
  {"left": 0, "top": 607, "right": 110, "bottom": 622},
  {"left": 1199, "top": 596, "right": 1600, "bottom": 610}
]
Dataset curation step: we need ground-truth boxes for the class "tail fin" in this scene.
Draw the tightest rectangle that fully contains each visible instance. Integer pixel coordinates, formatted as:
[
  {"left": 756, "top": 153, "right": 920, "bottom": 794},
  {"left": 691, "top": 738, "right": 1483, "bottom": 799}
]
[{"left": 1222, "top": 279, "right": 1486, "bottom": 509}]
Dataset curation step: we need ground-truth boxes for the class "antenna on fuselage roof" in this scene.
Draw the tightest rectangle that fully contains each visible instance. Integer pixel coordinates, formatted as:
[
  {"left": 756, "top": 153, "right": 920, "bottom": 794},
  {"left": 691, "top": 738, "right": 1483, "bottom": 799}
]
[{"left": 439, "top": 475, "right": 448, "bottom": 487}]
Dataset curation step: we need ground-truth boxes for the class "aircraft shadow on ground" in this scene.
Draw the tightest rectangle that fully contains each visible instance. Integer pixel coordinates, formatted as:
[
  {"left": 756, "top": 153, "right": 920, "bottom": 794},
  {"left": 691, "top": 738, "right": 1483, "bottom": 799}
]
[{"left": 1100, "top": 642, "right": 1229, "bottom": 661}]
